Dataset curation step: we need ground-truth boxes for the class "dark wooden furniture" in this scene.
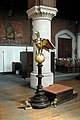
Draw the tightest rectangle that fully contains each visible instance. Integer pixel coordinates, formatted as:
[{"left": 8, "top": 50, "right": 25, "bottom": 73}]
[
  {"left": 12, "top": 62, "right": 22, "bottom": 74},
  {"left": 20, "top": 51, "right": 33, "bottom": 78},
  {"left": 55, "top": 59, "right": 80, "bottom": 73},
  {"left": 43, "top": 84, "right": 78, "bottom": 104}
]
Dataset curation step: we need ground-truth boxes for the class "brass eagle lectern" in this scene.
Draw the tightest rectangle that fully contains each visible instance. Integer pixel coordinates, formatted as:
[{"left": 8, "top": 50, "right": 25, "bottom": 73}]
[{"left": 30, "top": 31, "right": 55, "bottom": 109}]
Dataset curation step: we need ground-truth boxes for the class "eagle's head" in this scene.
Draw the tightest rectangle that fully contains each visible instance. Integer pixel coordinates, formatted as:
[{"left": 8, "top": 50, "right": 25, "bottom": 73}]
[{"left": 35, "top": 31, "right": 40, "bottom": 39}]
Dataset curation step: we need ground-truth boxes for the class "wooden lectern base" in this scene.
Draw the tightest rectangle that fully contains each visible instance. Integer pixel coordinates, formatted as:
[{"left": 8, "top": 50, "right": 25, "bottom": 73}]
[{"left": 43, "top": 84, "right": 78, "bottom": 104}]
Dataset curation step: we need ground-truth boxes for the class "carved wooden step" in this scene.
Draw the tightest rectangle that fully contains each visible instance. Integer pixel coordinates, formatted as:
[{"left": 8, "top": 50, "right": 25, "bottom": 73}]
[{"left": 43, "top": 84, "right": 78, "bottom": 104}]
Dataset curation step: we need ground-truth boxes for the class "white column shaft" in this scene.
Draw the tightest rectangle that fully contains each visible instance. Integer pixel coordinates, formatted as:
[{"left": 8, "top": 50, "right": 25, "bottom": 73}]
[
  {"left": 27, "top": 6, "right": 58, "bottom": 89},
  {"left": 77, "top": 33, "right": 80, "bottom": 59},
  {"left": 33, "top": 19, "right": 51, "bottom": 74}
]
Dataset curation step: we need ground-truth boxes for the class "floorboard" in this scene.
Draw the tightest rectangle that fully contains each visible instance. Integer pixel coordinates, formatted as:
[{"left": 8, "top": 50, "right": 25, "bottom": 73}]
[{"left": 0, "top": 74, "right": 80, "bottom": 120}]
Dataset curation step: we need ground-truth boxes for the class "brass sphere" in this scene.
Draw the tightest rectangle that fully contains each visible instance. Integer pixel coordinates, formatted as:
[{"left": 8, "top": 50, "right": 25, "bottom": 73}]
[{"left": 35, "top": 53, "right": 45, "bottom": 63}]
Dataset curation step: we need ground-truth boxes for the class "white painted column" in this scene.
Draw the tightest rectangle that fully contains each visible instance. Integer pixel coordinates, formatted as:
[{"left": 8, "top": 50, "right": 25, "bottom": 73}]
[
  {"left": 77, "top": 33, "right": 80, "bottom": 59},
  {"left": 27, "top": 6, "right": 57, "bottom": 89}
]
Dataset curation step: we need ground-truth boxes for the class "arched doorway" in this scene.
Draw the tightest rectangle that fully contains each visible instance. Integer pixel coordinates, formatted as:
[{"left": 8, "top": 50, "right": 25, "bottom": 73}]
[
  {"left": 55, "top": 29, "right": 76, "bottom": 59},
  {"left": 54, "top": 29, "right": 76, "bottom": 77}
]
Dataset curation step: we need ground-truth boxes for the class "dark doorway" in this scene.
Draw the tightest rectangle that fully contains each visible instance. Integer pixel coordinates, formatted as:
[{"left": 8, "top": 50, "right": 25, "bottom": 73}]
[{"left": 58, "top": 38, "right": 72, "bottom": 58}]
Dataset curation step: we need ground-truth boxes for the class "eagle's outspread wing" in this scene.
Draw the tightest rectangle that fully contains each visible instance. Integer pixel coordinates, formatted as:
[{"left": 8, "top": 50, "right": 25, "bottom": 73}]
[
  {"left": 32, "top": 31, "right": 55, "bottom": 53},
  {"left": 42, "top": 39, "right": 55, "bottom": 51}
]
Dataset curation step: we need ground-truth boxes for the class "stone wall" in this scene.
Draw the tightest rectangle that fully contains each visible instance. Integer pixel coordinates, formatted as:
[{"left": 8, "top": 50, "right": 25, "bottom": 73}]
[
  {"left": 52, "top": 18, "right": 77, "bottom": 44},
  {"left": 0, "top": 10, "right": 79, "bottom": 47}
]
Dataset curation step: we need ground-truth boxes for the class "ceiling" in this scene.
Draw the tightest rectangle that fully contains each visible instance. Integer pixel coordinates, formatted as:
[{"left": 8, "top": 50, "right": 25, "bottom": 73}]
[
  {"left": 0, "top": 0, "right": 80, "bottom": 21},
  {"left": 0, "top": 0, "right": 28, "bottom": 11},
  {"left": 56, "top": 0, "right": 80, "bottom": 21}
]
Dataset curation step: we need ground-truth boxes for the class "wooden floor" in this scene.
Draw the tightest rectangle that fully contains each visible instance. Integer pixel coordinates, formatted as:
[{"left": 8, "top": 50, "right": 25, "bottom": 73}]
[{"left": 0, "top": 74, "right": 80, "bottom": 120}]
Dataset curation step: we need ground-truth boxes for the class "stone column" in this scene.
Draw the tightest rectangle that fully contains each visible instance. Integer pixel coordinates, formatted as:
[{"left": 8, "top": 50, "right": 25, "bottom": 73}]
[
  {"left": 27, "top": 5, "right": 57, "bottom": 89},
  {"left": 77, "top": 33, "right": 80, "bottom": 59}
]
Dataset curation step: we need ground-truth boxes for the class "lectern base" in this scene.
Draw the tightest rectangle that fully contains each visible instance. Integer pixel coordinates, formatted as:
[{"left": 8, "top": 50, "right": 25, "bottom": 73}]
[{"left": 30, "top": 90, "right": 50, "bottom": 109}]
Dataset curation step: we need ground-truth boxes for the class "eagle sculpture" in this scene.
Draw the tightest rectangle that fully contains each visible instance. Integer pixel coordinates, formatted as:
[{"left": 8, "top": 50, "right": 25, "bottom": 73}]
[{"left": 32, "top": 31, "right": 55, "bottom": 53}]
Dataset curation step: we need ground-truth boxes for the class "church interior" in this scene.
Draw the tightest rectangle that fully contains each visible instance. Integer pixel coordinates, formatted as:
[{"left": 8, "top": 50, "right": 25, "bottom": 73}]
[{"left": 0, "top": 0, "right": 80, "bottom": 120}]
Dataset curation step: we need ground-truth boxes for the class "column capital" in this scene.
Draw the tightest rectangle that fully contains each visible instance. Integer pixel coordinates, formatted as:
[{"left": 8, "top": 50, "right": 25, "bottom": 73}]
[{"left": 27, "top": 5, "right": 58, "bottom": 20}]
